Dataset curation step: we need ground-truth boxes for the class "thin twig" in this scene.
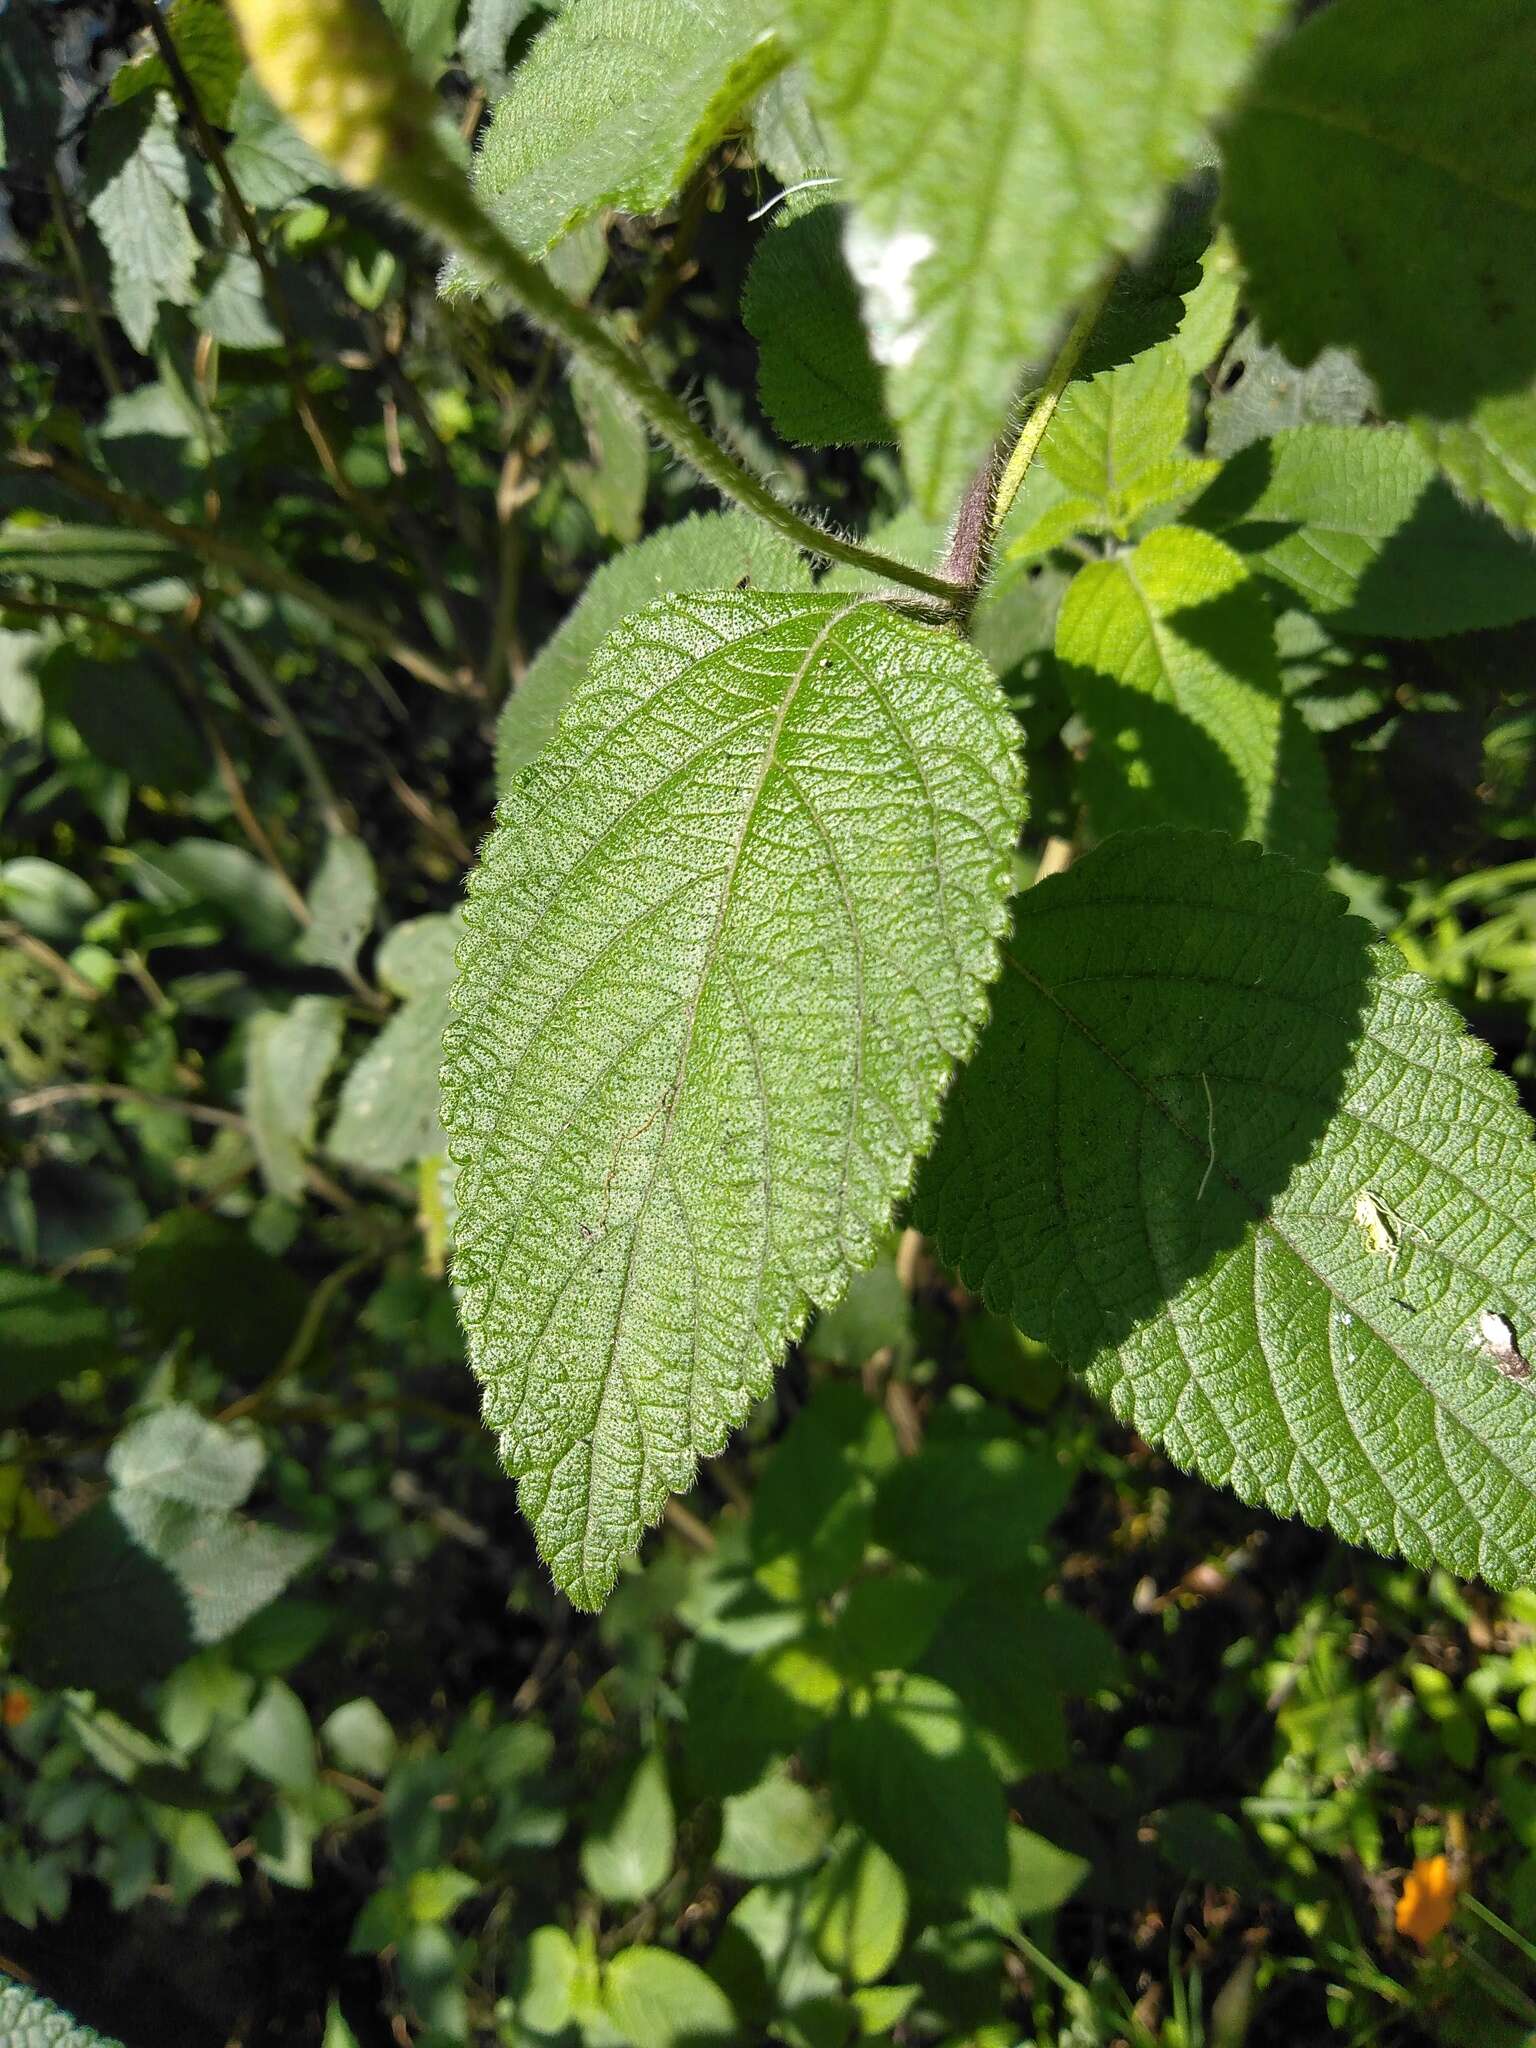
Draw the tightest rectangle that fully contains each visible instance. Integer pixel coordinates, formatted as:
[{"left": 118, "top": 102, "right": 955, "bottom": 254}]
[
  {"left": 990, "top": 265, "right": 1121, "bottom": 536},
  {"left": 211, "top": 618, "right": 351, "bottom": 836},
  {"left": 181, "top": 674, "right": 312, "bottom": 926},
  {"left": 379, "top": 143, "right": 969, "bottom": 605},
  {"left": 479, "top": 340, "right": 556, "bottom": 701},
  {"left": 4, "top": 448, "right": 470, "bottom": 696},
  {"left": 370, "top": 746, "right": 475, "bottom": 868},
  {"left": 0, "top": 921, "right": 102, "bottom": 1003},
  {"left": 6, "top": 1081, "right": 247, "bottom": 1127},
  {"left": 636, "top": 167, "right": 710, "bottom": 339},
  {"left": 45, "top": 169, "right": 122, "bottom": 397},
  {"left": 136, "top": 0, "right": 374, "bottom": 529},
  {"left": 663, "top": 1499, "right": 716, "bottom": 1553},
  {"left": 217, "top": 1246, "right": 387, "bottom": 1421}
]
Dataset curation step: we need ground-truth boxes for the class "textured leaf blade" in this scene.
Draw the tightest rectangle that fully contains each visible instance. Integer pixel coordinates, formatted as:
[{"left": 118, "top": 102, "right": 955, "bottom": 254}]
[
  {"left": 917, "top": 830, "right": 1536, "bottom": 1587},
  {"left": 1222, "top": 0, "right": 1536, "bottom": 424},
  {"left": 445, "top": 590, "right": 1022, "bottom": 1607},
  {"left": 495, "top": 511, "right": 813, "bottom": 793},
  {"left": 1192, "top": 426, "right": 1536, "bottom": 637},
  {"left": 1206, "top": 324, "right": 1373, "bottom": 461},
  {"left": 449, "top": 0, "right": 786, "bottom": 292},
  {"left": 85, "top": 94, "right": 199, "bottom": 352},
  {"left": 781, "top": 0, "right": 1281, "bottom": 514},
  {"left": 329, "top": 911, "right": 461, "bottom": 1172},
  {"left": 1416, "top": 400, "right": 1536, "bottom": 542},
  {"left": 1055, "top": 524, "right": 1331, "bottom": 865},
  {"left": 245, "top": 995, "right": 345, "bottom": 1202},
  {"left": 0, "top": 1977, "right": 126, "bottom": 2048},
  {"left": 743, "top": 198, "right": 893, "bottom": 448}
]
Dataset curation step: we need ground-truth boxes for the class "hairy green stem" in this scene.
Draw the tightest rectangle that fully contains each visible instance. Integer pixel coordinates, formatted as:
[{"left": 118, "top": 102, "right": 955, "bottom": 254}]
[
  {"left": 990, "top": 266, "right": 1120, "bottom": 535},
  {"left": 391, "top": 154, "right": 969, "bottom": 607}
]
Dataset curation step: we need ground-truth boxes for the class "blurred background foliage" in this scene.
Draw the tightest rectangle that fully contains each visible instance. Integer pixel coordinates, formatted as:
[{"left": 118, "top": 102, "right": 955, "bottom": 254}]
[{"left": 3, "top": 2, "right": 1536, "bottom": 2045}]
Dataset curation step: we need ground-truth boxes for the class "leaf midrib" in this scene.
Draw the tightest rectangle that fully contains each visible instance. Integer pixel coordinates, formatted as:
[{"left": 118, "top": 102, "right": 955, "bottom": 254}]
[{"left": 576, "top": 598, "right": 868, "bottom": 1589}]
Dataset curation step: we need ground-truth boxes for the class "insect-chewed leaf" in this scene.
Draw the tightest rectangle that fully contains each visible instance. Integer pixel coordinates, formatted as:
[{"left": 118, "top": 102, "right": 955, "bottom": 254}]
[
  {"left": 917, "top": 830, "right": 1536, "bottom": 1588},
  {"left": 443, "top": 590, "right": 1022, "bottom": 1608}
]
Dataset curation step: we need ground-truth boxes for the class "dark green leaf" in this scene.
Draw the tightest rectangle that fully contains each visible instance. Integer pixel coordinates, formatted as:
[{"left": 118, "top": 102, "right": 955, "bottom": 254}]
[
  {"left": 828, "top": 1674, "right": 1008, "bottom": 1897},
  {"left": 0, "top": 1266, "right": 113, "bottom": 1412},
  {"left": 1223, "top": 0, "right": 1536, "bottom": 422},
  {"left": 918, "top": 830, "right": 1536, "bottom": 1587},
  {"left": 743, "top": 198, "right": 892, "bottom": 448}
]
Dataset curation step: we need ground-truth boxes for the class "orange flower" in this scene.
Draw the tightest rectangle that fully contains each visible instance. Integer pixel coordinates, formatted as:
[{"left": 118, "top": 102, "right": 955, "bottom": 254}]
[
  {"left": 1, "top": 1689, "right": 31, "bottom": 1729},
  {"left": 1396, "top": 1854, "right": 1459, "bottom": 1946}
]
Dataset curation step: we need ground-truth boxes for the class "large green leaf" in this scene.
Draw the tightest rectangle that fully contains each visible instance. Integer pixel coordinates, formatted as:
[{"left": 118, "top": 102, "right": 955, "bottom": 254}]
[
  {"left": 828, "top": 1674, "right": 1008, "bottom": 1897},
  {"left": 0, "top": 1266, "right": 113, "bottom": 1412},
  {"left": 0, "top": 524, "right": 187, "bottom": 588},
  {"left": 1192, "top": 426, "right": 1536, "bottom": 637},
  {"left": 1416, "top": 401, "right": 1536, "bottom": 543},
  {"left": 224, "top": 74, "right": 331, "bottom": 207},
  {"left": 445, "top": 590, "right": 1021, "bottom": 1606},
  {"left": 1222, "top": 0, "right": 1536, "bottom": 425},
  {"left": 780, "top": 0, "right": 1280, "bottom": 515},
  {"left": 495, "top": 512, "right": 812, "bottom": 792},
  {"left": 6, "top": 1405, "right": 317, "bottom": 1691},
  {"left": 580, "top": 1748, "right": 676, "bottom": 1902},
  {"left": 1054, "top": 523, "right": 1331, "bottom": 864},
  {"left": 449, "top": 0, "right": 787, "bottom": 292},
  {"left": 918, "top": 830, "right": 1536, "bottom": 1588}
]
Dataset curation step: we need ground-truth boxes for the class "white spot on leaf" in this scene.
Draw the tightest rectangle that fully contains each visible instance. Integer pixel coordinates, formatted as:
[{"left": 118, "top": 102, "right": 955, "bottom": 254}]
[{"left": 843, "top": 219, "right": 934, "bottom": 369}]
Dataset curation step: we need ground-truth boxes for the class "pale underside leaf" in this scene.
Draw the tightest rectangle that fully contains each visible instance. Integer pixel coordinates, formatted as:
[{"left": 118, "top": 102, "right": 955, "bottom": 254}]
[
  {"left": 917, "top": 830, "right": 1536, "bottom": 1588},
  {"left": 444, "top": 590, "right": 1022, "bottom": 1607}
]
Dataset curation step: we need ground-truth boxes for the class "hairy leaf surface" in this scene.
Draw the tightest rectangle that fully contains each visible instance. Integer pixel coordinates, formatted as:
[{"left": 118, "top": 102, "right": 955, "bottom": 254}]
[
  {"left": 495, "top": 512, "right": 811, "bottom": 793},
  {"left": 1223, "top": 0, "right": 1536, "bottom": 423},
  {"left": 1192, "top": 427, "right": 1536, "bottom": 637},
  {"left": 918, "top": 831, "right": 1536, "bottom": 1587},
  {"left": 85, "top": 95, "right": 199, "bottom": 352},
  {"left": 780, "top": 0, "right": 1280, "bottom": 514},
  {"left": 449, "top": 0, "right": 786, "bottom": 292},
  {"left": 445, "top": 590, "right": 1022, "bottom": 1606},
  {"left": 0, "top": 1977, "right": 126, "bottom": 2048},
  {"left": 1417, "top": 401, "right": 1536, "bottom": 542}
]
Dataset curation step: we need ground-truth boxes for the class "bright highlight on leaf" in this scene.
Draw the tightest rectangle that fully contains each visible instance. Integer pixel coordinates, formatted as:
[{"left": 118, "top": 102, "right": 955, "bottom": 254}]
[
  {"left": 1054, "top": 524, "right": 1331, "bottom": 865},
  {"left": 443, "top": 590, "right": 1022, "bottom": 1607},
  {"left": 918, "top": 831, "right": 1536, "bottom": 1590}
]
